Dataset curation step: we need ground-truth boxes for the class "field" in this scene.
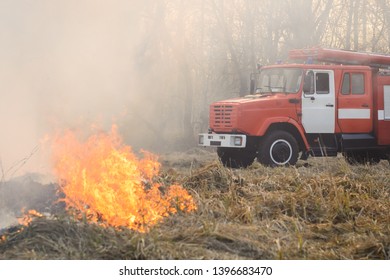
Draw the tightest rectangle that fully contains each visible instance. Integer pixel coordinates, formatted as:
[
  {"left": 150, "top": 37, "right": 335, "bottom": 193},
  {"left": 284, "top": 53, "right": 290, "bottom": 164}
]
[{"left": 0, "top": 149, "right": 389, "bottom": 259}]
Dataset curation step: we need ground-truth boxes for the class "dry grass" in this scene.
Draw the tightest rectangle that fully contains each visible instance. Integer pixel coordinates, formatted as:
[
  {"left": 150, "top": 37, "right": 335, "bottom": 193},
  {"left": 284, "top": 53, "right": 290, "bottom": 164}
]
[{"left": 1, "top": 149, "right": 389, "bottom": 259}]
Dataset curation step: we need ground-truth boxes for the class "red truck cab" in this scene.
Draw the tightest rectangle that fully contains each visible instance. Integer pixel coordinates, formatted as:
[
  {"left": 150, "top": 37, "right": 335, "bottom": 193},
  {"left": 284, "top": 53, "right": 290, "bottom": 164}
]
[{"left": 199, "top": 48, "right": 390, "bottom": 167}]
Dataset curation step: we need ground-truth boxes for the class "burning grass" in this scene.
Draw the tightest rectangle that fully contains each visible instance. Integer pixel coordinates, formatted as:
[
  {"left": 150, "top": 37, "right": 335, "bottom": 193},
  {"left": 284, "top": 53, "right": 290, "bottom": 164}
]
[
  {"left": 49, "top": 125, "right": 196, "bottom": 232},
  {"left": 0, "top": 150, "right": 389, "bottom": 259}
]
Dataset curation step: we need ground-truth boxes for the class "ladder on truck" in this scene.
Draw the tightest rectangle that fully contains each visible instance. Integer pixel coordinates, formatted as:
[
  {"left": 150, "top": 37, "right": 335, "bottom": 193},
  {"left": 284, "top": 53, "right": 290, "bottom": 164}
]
[{"left": 289, "top": 47, "right": 390, "bottom": 69}]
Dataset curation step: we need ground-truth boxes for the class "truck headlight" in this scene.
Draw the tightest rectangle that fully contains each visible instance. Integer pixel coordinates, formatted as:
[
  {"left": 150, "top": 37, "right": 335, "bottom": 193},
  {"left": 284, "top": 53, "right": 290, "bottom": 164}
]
[{"left": 233, "top": 136, "right": 243, "bottom": 146}]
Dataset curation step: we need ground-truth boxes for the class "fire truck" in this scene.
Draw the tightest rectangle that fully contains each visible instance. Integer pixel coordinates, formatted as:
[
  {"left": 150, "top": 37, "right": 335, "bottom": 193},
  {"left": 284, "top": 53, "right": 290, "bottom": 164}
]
[{"left": 198, "top": 47, "right": 390, "bottom": 167}]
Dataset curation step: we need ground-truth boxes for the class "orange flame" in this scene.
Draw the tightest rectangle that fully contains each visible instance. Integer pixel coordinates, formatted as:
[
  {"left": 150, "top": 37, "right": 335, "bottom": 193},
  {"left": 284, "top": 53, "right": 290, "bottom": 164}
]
[
  {"left": 17, "top": 209, "right": 43, "bottom": 226},
  {"left": 50, "top": 125, "right": 196, "bottom": 232}
]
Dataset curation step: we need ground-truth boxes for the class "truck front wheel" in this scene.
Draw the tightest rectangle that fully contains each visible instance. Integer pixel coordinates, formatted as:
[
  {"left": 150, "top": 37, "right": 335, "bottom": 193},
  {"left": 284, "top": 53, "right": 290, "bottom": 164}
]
[
  {"left": 257, "top": 131, "right": 299, "bottom": 167},
  {"left": 217, "top": 147, "right": 255, "bottom": 168}
]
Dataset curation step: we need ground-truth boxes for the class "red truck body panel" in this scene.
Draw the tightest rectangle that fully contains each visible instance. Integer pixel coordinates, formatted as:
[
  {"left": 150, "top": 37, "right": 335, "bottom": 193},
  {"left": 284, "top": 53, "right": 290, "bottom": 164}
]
[{"left": 375, "top": 75, "right": 390, "bottom": 145}]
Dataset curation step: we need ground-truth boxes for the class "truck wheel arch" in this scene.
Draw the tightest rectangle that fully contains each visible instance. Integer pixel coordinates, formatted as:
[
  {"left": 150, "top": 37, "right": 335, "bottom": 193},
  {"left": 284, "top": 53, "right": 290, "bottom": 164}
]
[{"left": 259, "top": 120, "right": 309, "bottom": 153}]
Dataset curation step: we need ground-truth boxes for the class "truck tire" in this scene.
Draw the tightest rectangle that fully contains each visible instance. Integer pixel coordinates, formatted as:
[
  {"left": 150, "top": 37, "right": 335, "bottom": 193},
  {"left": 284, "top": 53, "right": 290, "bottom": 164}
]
[
  {"left": 217, "top": 147, "right": 255, "bottom": 168},
  {"left": 257, "top": 131, "right": 299, "bottom": 167}
]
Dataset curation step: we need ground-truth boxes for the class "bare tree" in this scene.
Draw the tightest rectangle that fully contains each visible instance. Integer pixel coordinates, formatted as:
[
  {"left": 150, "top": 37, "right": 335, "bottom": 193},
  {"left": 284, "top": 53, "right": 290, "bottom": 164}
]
[{"left": 121, "top": 0, "right": 390, "bottom": 151}]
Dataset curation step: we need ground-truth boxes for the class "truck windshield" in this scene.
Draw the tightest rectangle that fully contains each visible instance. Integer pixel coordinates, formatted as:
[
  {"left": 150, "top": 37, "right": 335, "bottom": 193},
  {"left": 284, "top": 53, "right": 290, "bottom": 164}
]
[{"left": 256, "top": 68, "right": 303, "bottom": 94}]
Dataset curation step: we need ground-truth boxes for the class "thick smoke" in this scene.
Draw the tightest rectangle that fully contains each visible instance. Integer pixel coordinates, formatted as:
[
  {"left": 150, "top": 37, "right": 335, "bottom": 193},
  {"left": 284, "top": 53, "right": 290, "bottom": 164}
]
[
  {"left": 0, "top": 174, "right": 58, "bottom": 229},
  {"left": 0, "top": 1, "right": 144, "bottom": 178},
  {"left": 0, "top": 1, "right": 149, "bottom": 228}
]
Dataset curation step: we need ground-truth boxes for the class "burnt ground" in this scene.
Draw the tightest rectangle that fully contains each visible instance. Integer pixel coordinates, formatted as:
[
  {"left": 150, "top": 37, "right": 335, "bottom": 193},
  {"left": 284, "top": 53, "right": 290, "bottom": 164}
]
[{"left": 0, "top": 173, "right": 64, "bottom": 231}]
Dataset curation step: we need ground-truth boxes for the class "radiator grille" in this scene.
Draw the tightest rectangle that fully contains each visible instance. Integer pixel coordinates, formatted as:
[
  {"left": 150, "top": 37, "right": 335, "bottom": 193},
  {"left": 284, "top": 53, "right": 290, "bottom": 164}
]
[{"left": 211, "top": 104, "right": 236, "bottom": 129}]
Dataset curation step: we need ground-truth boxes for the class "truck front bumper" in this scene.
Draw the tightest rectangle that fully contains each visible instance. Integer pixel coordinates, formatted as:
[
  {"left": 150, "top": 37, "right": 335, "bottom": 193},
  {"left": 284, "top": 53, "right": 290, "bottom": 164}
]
[{"left": 198, "top": 133, "right": 247, "bottom": 148}]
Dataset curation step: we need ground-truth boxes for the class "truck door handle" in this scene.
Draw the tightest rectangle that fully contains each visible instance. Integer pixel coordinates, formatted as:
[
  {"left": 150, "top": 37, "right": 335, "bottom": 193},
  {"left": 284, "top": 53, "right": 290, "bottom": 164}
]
[
  {"left": 326, "top": 104, "right": 334, "bottom": 107},
  {"left": 362, "top": 104, "right": 369, "bottom": 108}
]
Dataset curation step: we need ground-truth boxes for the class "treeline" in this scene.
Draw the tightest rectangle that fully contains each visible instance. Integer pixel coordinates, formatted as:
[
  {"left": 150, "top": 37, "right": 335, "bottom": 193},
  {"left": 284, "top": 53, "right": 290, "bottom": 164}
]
[{"left": 120, "top": 0, "right": 390, "bottom": 151}]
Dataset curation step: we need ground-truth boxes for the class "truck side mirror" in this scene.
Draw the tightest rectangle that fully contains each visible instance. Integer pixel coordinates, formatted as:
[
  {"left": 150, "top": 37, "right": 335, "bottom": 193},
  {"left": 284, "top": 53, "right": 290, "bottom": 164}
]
[
  {"left": 303, "top": 71, "right": 314, "bottom": 94},
  {"left": 250, "top": 73, "right": 256, "bottom": 94}
]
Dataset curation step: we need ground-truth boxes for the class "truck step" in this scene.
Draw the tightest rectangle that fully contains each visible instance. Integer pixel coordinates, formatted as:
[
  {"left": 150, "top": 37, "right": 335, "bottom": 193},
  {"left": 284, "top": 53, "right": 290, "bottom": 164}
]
[{"left": 341, "top": 134, "right": 377, "bottom": 149}]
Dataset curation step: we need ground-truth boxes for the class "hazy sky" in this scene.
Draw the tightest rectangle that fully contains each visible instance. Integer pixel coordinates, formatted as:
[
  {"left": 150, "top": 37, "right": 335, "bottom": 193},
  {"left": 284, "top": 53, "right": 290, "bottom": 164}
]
[{"left": 0, "top": 1, "right": 142, "bottom": 177}]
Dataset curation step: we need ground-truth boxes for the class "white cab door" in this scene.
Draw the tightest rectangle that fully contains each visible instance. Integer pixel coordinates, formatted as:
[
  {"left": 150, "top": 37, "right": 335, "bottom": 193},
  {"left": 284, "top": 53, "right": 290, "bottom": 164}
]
[{"left": 301, "top": 70, "right": 335, "bottom": 133}]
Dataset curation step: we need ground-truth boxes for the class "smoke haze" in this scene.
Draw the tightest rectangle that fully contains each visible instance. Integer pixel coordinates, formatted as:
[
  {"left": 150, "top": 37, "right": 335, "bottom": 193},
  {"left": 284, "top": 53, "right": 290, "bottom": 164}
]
[
  {"left": 1, "top": 0, "right": 390, "bottom": 230},
  {"left": 0, "top": 1, "right": 143, "bottom": 177},
  {"left": 1, "top": 0, "right": 390, "bottom": 179}
]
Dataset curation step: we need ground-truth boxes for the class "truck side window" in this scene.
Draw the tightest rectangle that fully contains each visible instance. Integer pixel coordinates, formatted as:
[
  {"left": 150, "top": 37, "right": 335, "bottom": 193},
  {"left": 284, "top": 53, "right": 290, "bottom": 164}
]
[
  {"left": 341, "top": 73, "right": 350, "bottom": 94},
  {"left": 341, "top": 72, "right": 365, "bottom": 95},
  {"left": 303, "top": 71, "right": 314, "bottom": 94},
  {"left": 316, "top": 73, "right": 329, "bottom": 94},
  {"left": 351, "top": 73, "right": 364, "bottom": 94}
]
